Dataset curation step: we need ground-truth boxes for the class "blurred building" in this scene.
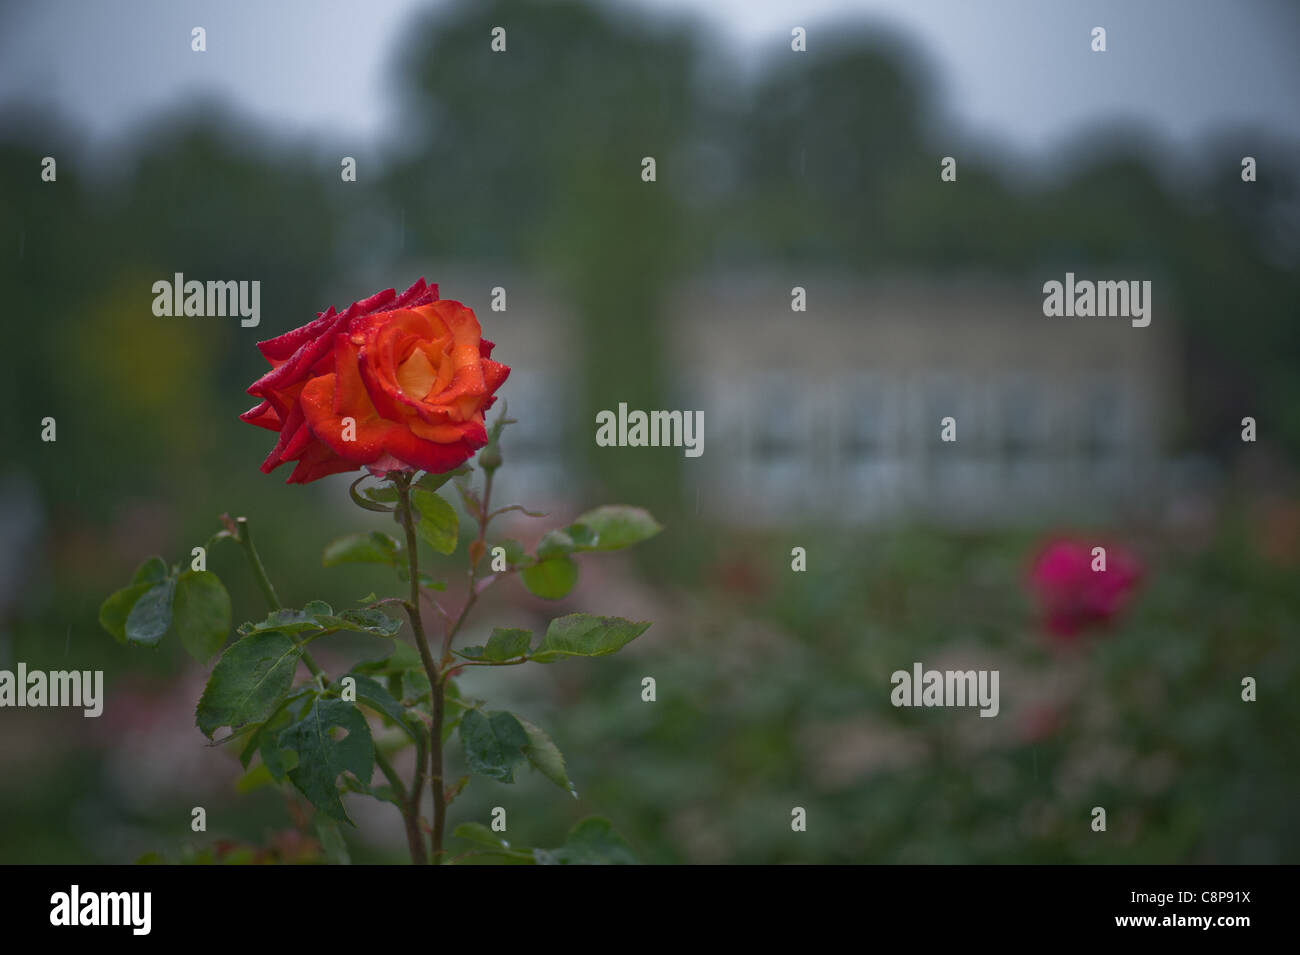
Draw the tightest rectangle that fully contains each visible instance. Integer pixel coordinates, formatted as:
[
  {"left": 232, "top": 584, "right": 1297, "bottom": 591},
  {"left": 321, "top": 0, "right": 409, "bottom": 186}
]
[{"left": 671, "top": 275, "right": 1179, "bottom": 527}]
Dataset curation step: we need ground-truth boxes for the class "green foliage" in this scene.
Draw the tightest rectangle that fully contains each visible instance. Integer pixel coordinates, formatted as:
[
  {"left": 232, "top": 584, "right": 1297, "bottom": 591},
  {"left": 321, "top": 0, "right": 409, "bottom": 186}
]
[
  {"left": 315, "top": 819, "right": 351, "bottom": 865},
  {"left": 534, "top": 818, "right": 637, "bottom": 865},
  {"left": 173, "top": 570, "right": 232, "bottom": 663},
  {"left": 323, "top": 532, "right": 401, "bottom": 567},
  {"left": 98, "top": 557, "right": 232, "bottom": 659},
  {"left": 411, "top": 489, "right": 459, "bottom": 555},
  {"left": 124, "top": 578, "right": 175, "bottom": 647},
  {"left": 520, "top": 555, "right": 578, "bottom": 599},
  {"left": 238, "top": 688, "right": 314, "bottom": 771},
  {"left": 415, "top": 466, "right": 470, "bottom": 493},
  {"left": 343, "top": 672, "right": 421, "bottom": 742},
  {"left": 531, "top": 613, "right": 651, "bottom": 663},
  {"left": 458, "top": 707, "right": 575, "bottom": 795},
  {"left": 566, "top": 506, "right": 663, "bottom": 552},
  {"left": 132, "top": 557, "right": 169, "bottom": 585},
  {"left": 238, "top": 603, "right": 401, "bottom": 638},
  {"left": 196, "top": 631, "right": 303, "bottom": 739},
  {"left": 451, "top": 816, "right": 637, "bottom": 865},
  {"left": 349, "top": 475, "right": 394, "bottom": 513},
  {"left": 450, "top": 822, "right": 536, "bottom": 864},
  {"left": 96, "top": 419, "right": 660, "bottom": 862},
  {"left": 456, "top": 627, "right": 531, "bottom": 662},
  {"left": 517, "top": 716, "right": 576, "bottom": 797},
  {"left": 97, "top": 581, "right": 154, "bottom": 645},
  {"left": 459, "top": 708, "right": 531, "bottom": 783},
  {"left": 517, "top": 505, "right": 661, "bottom": 599},
  {"left": 495, "top": 539, "right": 528, "bottom": 567},
  {"left": 279, "top": 699, "right": 375, "bottom": 824}
]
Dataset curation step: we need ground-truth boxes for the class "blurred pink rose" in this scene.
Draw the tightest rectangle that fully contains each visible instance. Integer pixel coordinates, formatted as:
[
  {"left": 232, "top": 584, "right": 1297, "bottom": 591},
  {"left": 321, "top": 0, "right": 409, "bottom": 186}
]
[
  {"left": 1028, "top": 538, "right": 1142, "bottom": 641},
  {"left": 1018, "top": 702, "right": 1063, "bottom": 743}
]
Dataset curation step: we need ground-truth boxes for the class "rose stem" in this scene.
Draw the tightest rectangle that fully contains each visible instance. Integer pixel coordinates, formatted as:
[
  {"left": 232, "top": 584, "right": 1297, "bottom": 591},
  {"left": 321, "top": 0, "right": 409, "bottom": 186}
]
[
  {"left": 396, "top": 461, "right": 498, "bottom": 864},
  {"left": 394, "top": 474, "right": 447, "bottom": 864},
  {"left": 440, "top": 467, "right": 493, "bottom": 663},
  {"left": 373, "top": 742, "right": 426, "bottom": 865},
  {"left": 234, "top": 516, "right": 324, "bottom": 680}
]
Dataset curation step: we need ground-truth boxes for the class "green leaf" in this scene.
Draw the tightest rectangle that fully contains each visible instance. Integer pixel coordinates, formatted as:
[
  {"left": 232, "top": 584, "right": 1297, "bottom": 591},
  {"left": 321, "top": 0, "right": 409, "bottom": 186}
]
[
  {"left": 531, "top": 613, "right": 651, "bottom": 663},
  {"left": 516, "top": 716, "right": 576, "bottom": 796},
  {"left": 353, "top": 642, "right": 423, "bottom": 677},
  {"left": 456, "top": 627, "right": 532, "bottom": 662},
  {"left": 336, "top": 608, "right": 402, "bottom": 637},
  {"left": 279, "top": 699, "right": 375, "bottom": 824},
  {"left": 243, "top": 608, "right": 326, "bottom": 635},
  {"left": 536, "top": 529, "right": 576, "bottom": 559},
  {"left": 241, "top": 605, "right": 400, "bottom": 639},
  {"left": 411, "top": 489, "right": 459, "bottom": 555},
  {"left": 563, "top": 523, "right": 599, "bottom": 550},
  {"left": 453, "top": 821, "right": 507, "bottom": 849},
  {"left": 235, "top": 762, "right": 276, "bottom": 794},
  {"left": 450, "top": 822, "right": 537, "bottom": 864},
  {"left": 132, "top": 556, "right": 169, "bottom": 586},
  {"left": 394, "top": 565, "right": 445, "bottom": 590},
  {"left": 496, "top": 539, "right": 528, "bottom": 567},
  {"left": 239, "top": 687, "right": 314, "bottom": 769},
  {"left": 349, "top": 779, "right": 404, "bottom": 809},
  {"left": 196, "top": 631, "right": 303, "bottom": 739},
  {"left": 454, "top": 476, "right": 483, "bottom": 516},
  {"left": 343, "top": 673, "right": 419, "bottom": 742},
  {"left": 315, "top": 818, "right": 351, "bottom": 865},
  {"left": 402, "top": 669, "right": 432, "bottom": 704},
  {"left": 534, "top": 817, "right": 638, "bottom": 865},
  {"left": 125, "top": 578, "right": 175, "bottom": 647},
  {"left": 173, "top": 570, "right": 232, "bottom": 663},
  {"left": 235, "top": 762, "right": 278, "bottom": 794},
  {"left": 363, "top": 486, "right": 399, "bottom": 504},
  {"left": 520, "top": 556, "right": 578, "bottom": 600},
  {"left": 349, "top": 475, "right": 394, "bottom": 512},
  {"left": 98, "top": 582, "right": 153, "bottom": 644},
  {"left": 323, "top": 532, "right": 401, "bottom": 567},
  {"left": 415, "top": 466, "right": 469, "bottom": 493},
  {"left": 568, "top": 506, "right": 662, "bottom": 551},
  {"left": 260, "top": 726, "right": 301, "bottom": 781},
  {"left": 459, "top": 709, "right": 529, "bottom": 783}
]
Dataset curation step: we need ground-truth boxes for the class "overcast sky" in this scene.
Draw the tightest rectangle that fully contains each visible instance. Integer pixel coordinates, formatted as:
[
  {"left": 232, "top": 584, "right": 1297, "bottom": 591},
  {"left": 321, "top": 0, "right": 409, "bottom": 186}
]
[{"left": 2, "top": 0, "right": 1297, "bottom": 165}]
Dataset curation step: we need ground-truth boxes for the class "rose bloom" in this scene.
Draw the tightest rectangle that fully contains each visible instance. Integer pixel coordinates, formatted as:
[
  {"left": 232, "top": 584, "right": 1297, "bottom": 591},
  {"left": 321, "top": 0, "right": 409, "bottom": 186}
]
[
  {"left": 1027, "top": 538, "right": 1142, "bottom": 641},
  {"left": 242, "top": 279, "right": 509, "bottom": 483}
]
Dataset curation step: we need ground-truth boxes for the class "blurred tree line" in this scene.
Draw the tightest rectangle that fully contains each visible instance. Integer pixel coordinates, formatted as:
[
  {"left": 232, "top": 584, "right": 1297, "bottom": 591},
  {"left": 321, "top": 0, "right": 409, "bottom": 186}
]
[{"left": 3, "top": 0, "right": 1296, "bottom": 541}]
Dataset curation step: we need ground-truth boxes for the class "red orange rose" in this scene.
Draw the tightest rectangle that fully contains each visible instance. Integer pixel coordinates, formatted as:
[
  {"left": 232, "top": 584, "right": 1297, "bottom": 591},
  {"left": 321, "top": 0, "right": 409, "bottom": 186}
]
[{"left": 242, "top": 279, "right": 509, "bottom": 483}]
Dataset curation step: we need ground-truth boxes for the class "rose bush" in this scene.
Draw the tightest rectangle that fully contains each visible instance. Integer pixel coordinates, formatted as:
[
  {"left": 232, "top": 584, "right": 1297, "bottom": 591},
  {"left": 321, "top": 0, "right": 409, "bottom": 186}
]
[
  {"left": 242, "top": 279, "right": 510, "bottom": 483},
  {"left": 101, "top": 280, "right": 662, "bottom": 864}
]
